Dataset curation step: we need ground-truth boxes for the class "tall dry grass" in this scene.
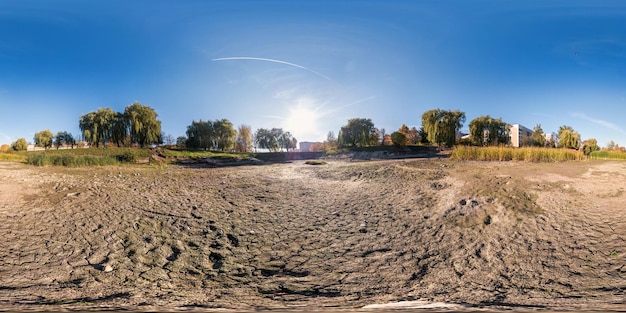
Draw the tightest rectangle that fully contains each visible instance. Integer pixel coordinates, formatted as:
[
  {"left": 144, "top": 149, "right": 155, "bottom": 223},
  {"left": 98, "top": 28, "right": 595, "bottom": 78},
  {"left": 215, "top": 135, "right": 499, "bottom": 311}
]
[{"left": 451, "top": 146, "right": 585, "bottom": 162}]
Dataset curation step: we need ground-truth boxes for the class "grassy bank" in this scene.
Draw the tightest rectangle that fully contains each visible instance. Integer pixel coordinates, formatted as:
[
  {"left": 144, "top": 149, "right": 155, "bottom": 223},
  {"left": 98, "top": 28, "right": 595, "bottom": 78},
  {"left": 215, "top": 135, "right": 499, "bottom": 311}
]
[
  {"left": 0, "top": 152, "right": 27, "bottom": 162},
  {"left": 451, "top": 146, "right": 585, "bottom": 162},
  {"left": 24, "top": 147, "right": 152, "bottom": 167},
  {"left": 160, "top": 148, "right": 249, "bottom": 159}
]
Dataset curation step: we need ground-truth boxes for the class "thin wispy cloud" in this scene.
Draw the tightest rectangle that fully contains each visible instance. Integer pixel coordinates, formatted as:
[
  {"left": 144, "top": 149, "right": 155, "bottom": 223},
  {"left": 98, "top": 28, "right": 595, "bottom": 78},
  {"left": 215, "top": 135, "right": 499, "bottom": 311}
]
[
  {"left": 332, "top": 95, "right": 377, "bottom": 113},
  {"left": 571, "top": 112, "right": 626, "bottom": 134},
  {"left": 212, "top": 57, "right": 333, "bottom": 82}
]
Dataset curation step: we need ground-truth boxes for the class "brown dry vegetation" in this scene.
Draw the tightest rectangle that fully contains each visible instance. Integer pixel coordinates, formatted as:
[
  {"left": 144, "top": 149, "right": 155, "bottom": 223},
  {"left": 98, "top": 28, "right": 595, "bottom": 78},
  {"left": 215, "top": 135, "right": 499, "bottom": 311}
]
[{"left": 0, "top": 158, "right": 625, "bottom": 311}]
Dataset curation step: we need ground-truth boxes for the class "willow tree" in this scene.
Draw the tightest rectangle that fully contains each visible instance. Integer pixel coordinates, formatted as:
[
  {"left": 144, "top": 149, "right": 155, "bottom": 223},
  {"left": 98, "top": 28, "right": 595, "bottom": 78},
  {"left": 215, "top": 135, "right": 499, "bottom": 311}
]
[
  {"left": 34, "top": 129, "right": 54, "bottom": 149},
  {"left": 468, "top": 115, "right": 509, "bottom": 146},
  {"left": 111, "top": 112, "right": 128, "bottom": 147},
  {"left": 79, "top": 111, "right": 97, "bottom": 147},
  {"left": 94, "top": 107, "right": 115, "bottom": 147},
  {"left": 213, "top": 119, "right": 237, "bottom": 151},
  {"left": 582, "top": 138, "right": 600, "bottom": 155},
  {"left": 79, "top": 108, "right": 115, "bottom": 148},
  {"left": 124, "top": 102, "right": 161, "bottom": 147},
  {"left": 11, "top": 138, "right": 28, "bottom": 151},
  {"left": 254, "top": 128, "right": 280, "bottom": 152},
  {"left": 558, "top": 125, "right": 581, "bottom": 149},
  {"left": 421, "top": 109, "right": 465, "bottom": 147}
]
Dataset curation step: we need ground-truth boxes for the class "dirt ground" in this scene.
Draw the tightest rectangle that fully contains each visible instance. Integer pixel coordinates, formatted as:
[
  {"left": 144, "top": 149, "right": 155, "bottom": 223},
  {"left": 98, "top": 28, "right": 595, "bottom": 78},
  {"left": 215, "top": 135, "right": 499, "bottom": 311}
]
[{"left": 0, "top": 158, "right": 624, "bottom": 311}]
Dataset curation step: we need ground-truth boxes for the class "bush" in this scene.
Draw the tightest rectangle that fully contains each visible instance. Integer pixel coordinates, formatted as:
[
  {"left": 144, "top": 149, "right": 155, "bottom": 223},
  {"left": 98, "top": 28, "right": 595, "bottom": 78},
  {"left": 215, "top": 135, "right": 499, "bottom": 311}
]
[{"left": 117, "top": 150, "right": 137, "bottom": 163}]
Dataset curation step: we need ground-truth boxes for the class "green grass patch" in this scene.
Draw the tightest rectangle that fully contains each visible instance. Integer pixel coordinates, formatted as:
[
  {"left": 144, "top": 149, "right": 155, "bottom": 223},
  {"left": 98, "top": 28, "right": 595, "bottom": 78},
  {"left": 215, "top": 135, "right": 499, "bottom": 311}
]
[
  {"left": 451, "top": 146, "right": 585, "bottom": 162},
  {"left": 590, "top": 150, "right": 626, "bottom": 160},
  {"left": 161, "top": 148, "right": 249, "bottom": 159},
  {"left": 0, "top": 153, "right": 27, "bottom": 162}
]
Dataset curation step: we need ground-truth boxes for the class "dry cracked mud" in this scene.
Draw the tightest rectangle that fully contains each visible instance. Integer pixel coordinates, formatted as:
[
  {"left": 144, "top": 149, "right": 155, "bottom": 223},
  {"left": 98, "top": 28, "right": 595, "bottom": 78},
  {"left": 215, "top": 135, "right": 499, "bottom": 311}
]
[{"left": 0, "top": 158, "right": 625, "bottom": 311}]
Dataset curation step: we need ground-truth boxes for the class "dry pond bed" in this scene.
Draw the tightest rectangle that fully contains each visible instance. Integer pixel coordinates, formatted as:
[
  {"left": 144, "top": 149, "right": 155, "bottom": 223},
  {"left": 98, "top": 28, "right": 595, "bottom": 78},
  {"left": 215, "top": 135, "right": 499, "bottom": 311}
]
[{"left": 0, "top": 158, "right": 624, "bottom": 311}]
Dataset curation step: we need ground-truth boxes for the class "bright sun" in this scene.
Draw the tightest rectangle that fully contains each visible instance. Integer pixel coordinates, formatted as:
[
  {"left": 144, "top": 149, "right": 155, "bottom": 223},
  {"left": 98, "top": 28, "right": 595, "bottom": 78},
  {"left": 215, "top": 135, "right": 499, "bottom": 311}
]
[{"left": 285, "top": 106, "right": 318, "bottom": 138}]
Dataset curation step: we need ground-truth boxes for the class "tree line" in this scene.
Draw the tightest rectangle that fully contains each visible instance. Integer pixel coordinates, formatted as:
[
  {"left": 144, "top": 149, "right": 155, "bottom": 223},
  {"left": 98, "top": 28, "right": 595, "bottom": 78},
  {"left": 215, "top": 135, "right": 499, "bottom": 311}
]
[
  {"left": 4, "top": 104, "right": 620, "bottom": 155},
  {"left": 8, "top": 101, "right": 301, "bottom": 153},
  {"left": 327, "top": 108, "right": 606, "bottom": 155}
]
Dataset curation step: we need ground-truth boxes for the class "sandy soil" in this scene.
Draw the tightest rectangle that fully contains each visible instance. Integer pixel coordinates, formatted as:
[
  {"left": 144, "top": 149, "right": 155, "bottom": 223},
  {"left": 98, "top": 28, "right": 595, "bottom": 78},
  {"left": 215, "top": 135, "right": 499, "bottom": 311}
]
[{"left": 0, "top": 158, "right": 624, "bottom": 311}]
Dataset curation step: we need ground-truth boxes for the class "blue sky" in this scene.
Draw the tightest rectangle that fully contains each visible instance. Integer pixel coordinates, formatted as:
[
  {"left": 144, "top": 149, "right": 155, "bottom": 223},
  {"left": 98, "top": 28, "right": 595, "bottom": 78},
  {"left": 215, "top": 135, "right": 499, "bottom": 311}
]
[{"left": 1, "top": 0, "right": 626, "bottom": 147}]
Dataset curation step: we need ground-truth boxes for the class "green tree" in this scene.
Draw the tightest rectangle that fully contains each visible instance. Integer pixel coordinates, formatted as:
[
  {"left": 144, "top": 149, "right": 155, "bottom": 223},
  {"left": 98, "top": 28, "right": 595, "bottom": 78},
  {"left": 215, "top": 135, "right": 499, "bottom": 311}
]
[
  {"left": 421, "top": 109, "right": 466, "bottom": 147},
  {"left": 111, "top": 112, "right": 128, "bottom": 147},
  {"left": 417, "top": 126, "right": 429, "bottom": 144},
  {"left": 79, "top": 111, "right": 97, "bottom": 147},
  {"left": 94, "top": 107, "right": 115, "bottom": 147},
  {"left": 582, "top": 138, "right": 600, "bottom": 155},
  {"left": 176, "top": 136, "right": 187, "bottom": 147},
  {"left": 558, "top": 125, "right": 581, "bottom": 149},
  {"left": 530, "top": 124, "right": 546, "bottom": 147},
  {"left": 54, "top": 131, "right": 75, "bottom": 149},
  {"left": 212, "top": 119, "right": 237, "bottom": 151},
  {"left": 186, "top": 120, "right": 213, "bottom": 150},
  {"left": 277, "top": 131, "right": 297, "bottom": 151},
  {"left": 34, "top": 129, "right": 54, "bottom": 149},
  {"left": 124, "top": 102, "right": 161, "bottom": 147},
  {"left": 255, "top": 128, "right": 280, "bottom": 152},
  {"left": 11, "top": 138, "right": 28, "bottom": 151},
  {"left": 79, "top": 108, "right": 116, "bottom": 148},
  {"left": 391, "top": 131, "right": 407, "bottom": 148},
  {"left": 337, "top": 118, "right": 378, "bottom": 147},
  {"left": 236, "top": 124, "right": 253, "bottom": 153},
  {"left": 468, "top": 115, "right": 509, "bottom": 146}
]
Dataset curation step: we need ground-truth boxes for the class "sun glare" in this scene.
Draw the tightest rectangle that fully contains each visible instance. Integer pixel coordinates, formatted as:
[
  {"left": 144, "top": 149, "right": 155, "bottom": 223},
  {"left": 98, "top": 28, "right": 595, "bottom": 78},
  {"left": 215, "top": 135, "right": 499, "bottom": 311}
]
[{"left": 285, "top": 106, "right": 318, "bottom": 138}]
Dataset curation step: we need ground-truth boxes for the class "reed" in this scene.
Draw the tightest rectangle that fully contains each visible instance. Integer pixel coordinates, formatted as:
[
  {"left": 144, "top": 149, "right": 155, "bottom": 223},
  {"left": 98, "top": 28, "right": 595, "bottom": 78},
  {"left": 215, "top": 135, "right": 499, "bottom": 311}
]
[
  {"left": 451, "top": 146, "right": 585, "bottom": 162},
  {"left": 589, "top": 150, "right": 626, "bottom": 160}
]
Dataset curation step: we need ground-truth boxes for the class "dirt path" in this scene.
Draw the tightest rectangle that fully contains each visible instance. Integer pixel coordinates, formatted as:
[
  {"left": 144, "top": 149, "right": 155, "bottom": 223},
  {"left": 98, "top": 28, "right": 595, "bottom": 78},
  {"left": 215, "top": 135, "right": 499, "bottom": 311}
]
[{"left": 0, "top": 159, "right": 624, "bottom": 311}]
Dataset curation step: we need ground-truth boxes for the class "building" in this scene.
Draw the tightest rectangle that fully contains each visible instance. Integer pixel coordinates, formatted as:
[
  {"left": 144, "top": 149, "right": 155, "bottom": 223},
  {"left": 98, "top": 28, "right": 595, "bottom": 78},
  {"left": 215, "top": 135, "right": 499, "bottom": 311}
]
[
  {"left": 299, "top": 142, "right": 315, "bottom": 152},
  {"left": 509, "top": 124, "right": 532, "bottom": 147}
]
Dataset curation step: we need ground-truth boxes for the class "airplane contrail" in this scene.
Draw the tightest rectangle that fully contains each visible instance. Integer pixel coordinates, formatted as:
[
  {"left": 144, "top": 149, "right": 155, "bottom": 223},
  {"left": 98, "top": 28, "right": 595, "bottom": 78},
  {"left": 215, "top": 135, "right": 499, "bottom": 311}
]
[{"left": 212, "top": 56, "right": 333, "bottom": 81}]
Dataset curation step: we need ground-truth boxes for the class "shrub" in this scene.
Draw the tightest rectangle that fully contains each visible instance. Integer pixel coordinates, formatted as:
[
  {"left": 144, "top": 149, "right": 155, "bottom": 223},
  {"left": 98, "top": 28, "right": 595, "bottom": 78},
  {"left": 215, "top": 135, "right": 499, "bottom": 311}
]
[{"left": 117, "top": 150, "right": 137, "bottom": 163}]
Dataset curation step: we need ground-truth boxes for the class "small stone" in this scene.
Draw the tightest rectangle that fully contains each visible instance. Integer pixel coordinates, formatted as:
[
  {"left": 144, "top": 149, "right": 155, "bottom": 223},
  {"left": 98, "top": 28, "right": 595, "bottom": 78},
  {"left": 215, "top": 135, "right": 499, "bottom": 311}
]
[
  {"left": 103, "top": 265, "right": 113, "bottom": 272},
  {"left": 249, "top": 230, "right": 256, "bottom": 235},
  {"left": 331, "top": 211, "right": 339, "bottom": 216}
]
